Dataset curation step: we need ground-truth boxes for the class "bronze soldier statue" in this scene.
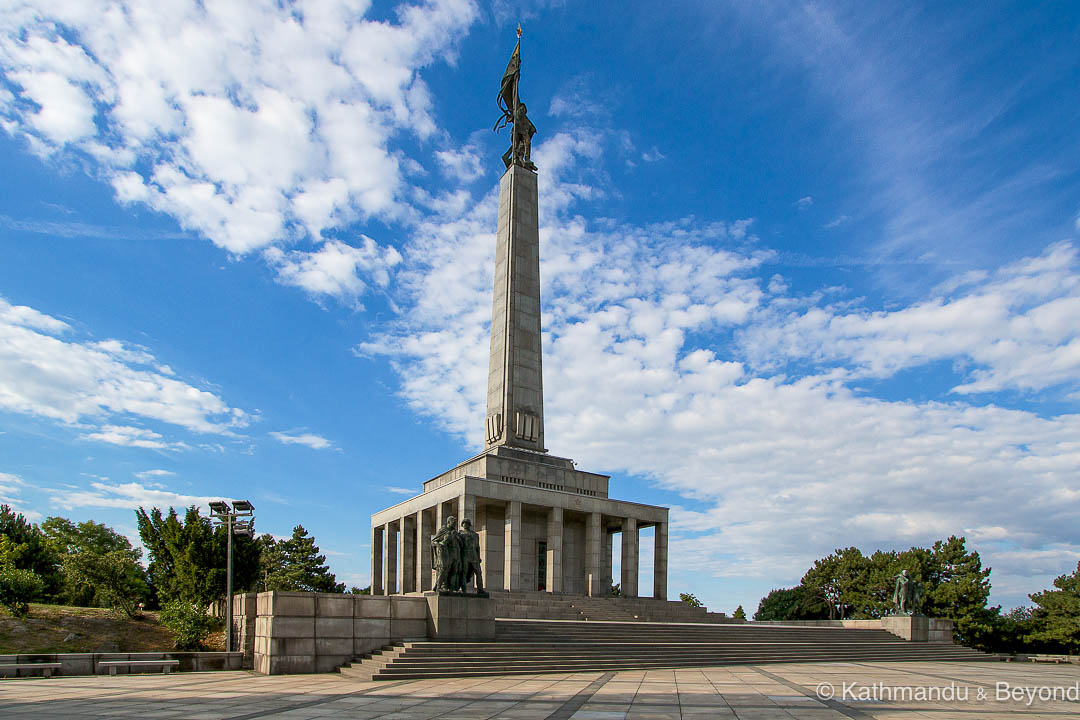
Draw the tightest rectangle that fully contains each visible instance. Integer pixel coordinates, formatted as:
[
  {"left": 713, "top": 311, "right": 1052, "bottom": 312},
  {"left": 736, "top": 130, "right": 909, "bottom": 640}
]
[
  {"left": 431, "top": 515, "right": 462, "bottom": 592},
  {"left": 460, "top": 518, "right": 484, "bottom": 592},
  {"left": 892, "top": 569, "right": 913, "bottom": 614}
]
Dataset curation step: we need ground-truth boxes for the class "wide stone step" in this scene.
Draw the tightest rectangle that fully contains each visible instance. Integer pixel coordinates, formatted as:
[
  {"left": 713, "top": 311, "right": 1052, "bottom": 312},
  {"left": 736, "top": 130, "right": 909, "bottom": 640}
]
[
  {"left": 338, "top": 618, "right": 993, "bottom": 681},
  {"left": 393, "top": 644, "right": 988, "bottom": 660},
  {"left": 386, "top": 650, "right": 976, "bottom": 666},
  {"left": 390, "top": 643, "right": 934, "bottom": 656},
  {"left": 367, "top": 653, "right": 994, "bottom": 680}
]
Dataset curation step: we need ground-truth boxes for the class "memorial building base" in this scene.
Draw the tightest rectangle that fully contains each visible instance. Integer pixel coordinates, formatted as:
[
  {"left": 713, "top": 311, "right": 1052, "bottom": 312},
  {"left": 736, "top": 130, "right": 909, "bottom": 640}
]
[{"left": 240, "top": 591, "right": 994, "bottom": 677}]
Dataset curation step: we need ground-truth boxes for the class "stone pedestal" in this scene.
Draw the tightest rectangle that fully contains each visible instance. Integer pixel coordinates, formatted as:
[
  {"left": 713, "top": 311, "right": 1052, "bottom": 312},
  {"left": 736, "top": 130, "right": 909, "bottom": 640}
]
[
  {"left": 882, "top": 614, "right": 930, "bottom": 641},
  {"left": 424, "top": 592, "right": 495, "bottom": 641}
]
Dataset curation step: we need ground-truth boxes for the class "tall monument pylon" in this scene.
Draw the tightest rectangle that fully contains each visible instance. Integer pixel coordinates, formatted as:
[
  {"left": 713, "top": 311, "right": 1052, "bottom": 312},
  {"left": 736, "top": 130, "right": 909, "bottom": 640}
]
[{"left": 486, "top": 25, "right": 544, "bottom": 452}]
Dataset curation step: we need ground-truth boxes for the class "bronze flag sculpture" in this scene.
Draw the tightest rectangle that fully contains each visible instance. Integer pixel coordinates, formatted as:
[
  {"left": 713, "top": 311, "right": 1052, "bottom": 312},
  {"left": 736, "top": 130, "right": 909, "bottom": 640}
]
[{"left": 495, "top": 24, "right": 537, "bottom": 171}]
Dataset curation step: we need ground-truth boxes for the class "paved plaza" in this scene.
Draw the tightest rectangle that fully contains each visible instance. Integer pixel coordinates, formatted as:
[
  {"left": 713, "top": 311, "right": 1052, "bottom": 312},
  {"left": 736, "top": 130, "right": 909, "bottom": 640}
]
[{"left": 2, "top": 661, "right": 1079, "bottom": 719}]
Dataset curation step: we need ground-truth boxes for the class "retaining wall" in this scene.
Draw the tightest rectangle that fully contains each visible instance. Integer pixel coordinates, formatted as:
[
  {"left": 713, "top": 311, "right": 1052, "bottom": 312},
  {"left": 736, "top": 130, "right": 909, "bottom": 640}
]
[
  {"left": 753, "top": 617, "right": 954, "bottom": 642},
  {"left": 253, "top": 591, "right": 428, "bottom": 674}
]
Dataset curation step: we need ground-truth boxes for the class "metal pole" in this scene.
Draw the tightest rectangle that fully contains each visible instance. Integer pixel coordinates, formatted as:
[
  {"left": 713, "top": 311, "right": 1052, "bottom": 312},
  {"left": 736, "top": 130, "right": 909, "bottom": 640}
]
[{"left": 225, "top": 512, "right": 233, "bottom": 654}]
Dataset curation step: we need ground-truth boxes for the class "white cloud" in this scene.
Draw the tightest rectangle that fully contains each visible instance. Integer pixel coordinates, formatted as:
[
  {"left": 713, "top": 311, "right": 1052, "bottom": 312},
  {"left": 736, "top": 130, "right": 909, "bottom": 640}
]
[
  {"left": 435, "top": 146, "right": 485, "bottom": 182},
  {"left": 0, "top": 0, "right": 479, "bottom": 303},
  {"left": 134, "top": 469, "right": 176, "bottom": 480},
  {"left": 48, "top": 479, "right": 223, "bottom": 512},
  {"left": 0, "top": 471, "right": 27, "bottom": 507},
  {"left": 0, "top": 296, "right": 247, "bottom": 443},
  {"left": 386, "top": 486, "right": 416, "bottom": 495},
  {"left": 738, "top": 241, "right": 1080, "bottom": 394},
  {"left": 795, "top": 196, "right": 813, "bottom": 210},
  {"left": 641, "top": 146, "right": 665, "bottom": 162},
  {"left": 265, "top": 238, "right": 401, "bottom": 305},
  {"left": 824, "top": 214, "right": 851, "bottom": 229},
  {"left": 269, "top": 431, "right": 332, "bottom": 450},
  {"left": 81, "top": 424, "right": 185, "bottom": 450}
]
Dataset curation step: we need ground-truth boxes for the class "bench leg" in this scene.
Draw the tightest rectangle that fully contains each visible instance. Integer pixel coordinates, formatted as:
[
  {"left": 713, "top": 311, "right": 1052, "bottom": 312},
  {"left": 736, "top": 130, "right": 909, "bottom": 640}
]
[
  {"left": 163, "top": 665, "right": 171, "bottom": 674},
  {"left": 109, "top": 666, "right": 118, "bottom": 676},
  {"left": 43, "top": 668, "right": 52, "bottom": 678}
]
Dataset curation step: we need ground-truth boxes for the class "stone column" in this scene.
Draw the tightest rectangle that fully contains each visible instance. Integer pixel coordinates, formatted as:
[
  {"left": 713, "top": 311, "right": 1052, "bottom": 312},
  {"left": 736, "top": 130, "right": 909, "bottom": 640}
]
[
  {"left": 620, "top": 517, "right": 638, "bottom": 598},
  {"left": 384, "top": 519, "right": 398, "bottom": 595},
  {"left": 653, "top": 521, "right": 668, "bottom": 600},
  {"left": 461, "top": 493, "right": 476, "bottom": 526},
  {"left": 585, "top": 512, "right": 602, "bottom": 597},
  {"left": 600, "top": 529, "right": 613, "bottom": 595},
  {"left": 417, "top": 509, "right": 432, "bottom": 592},
  {"left": 401, "top": 515, "right": 416, "bottom": 594},
  {"left": 504, "top": 500, "right": 522, "bottom": 591},
  {"left": 546, "top": 507, "right": 563, "bottom": 593},
  {"left": 371, "top": 524, "right": 384, "bottom": 595}
]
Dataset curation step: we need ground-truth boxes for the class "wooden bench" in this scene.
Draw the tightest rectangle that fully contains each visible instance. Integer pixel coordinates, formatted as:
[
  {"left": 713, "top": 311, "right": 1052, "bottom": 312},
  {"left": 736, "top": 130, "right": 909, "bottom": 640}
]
[
  {"left": 97, "top": 659, "right": 180, "bottom": 676},
  {"left": 0, "top": 662, "right": 63, "bottom": 678}
]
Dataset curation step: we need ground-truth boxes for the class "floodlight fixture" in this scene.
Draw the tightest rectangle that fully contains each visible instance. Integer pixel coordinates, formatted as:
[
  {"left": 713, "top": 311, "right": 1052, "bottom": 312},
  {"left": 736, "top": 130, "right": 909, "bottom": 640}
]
[{"left": 209, "top": 498, "right": 255, "bottom": 653}]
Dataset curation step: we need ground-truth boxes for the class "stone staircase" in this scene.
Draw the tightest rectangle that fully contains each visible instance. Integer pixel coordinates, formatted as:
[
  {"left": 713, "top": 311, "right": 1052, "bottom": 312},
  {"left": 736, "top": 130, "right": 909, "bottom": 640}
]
[
  {"left": 488, "top": 590, "right": 731, "bottom": 623},
  {"left": 339, "top": 619, "right": 997, "bottom": 680}
]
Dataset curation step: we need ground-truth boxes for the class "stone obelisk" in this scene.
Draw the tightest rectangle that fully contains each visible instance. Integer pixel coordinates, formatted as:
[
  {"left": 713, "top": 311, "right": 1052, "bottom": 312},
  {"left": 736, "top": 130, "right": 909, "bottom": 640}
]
[
  {"left": 485, "top": 26, "right": 544, "bottom": 453},
  {"left": 484, "top": 164, "right": 544, "bottom": 452}
]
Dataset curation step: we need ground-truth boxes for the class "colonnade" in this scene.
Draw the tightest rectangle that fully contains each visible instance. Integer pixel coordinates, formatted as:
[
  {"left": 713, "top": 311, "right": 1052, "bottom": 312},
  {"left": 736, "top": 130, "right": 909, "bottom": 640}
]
[{"left": 370, "top": 494, "right": 668, "bottom": 599}]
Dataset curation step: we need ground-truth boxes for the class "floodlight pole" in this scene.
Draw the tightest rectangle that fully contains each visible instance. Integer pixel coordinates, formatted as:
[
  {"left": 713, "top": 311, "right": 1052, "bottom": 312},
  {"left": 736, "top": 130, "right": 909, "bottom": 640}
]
[
  {"left": 210, "top": 500, "right": 253, "bottom": 656},
  {"left": 226, "top": 512, "right": 234, "bottom": 653}
]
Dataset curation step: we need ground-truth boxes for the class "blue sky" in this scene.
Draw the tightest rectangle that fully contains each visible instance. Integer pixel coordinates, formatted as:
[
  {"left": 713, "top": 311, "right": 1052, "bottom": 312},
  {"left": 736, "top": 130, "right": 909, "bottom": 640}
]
[{"left": 1, "top": 0, "right": 1079, "bottom": 614}]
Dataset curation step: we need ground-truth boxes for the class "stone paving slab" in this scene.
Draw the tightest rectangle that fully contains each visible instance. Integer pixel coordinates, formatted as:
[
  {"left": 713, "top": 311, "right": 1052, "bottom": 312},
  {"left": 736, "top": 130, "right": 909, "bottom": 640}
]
[{"left": 0, "top": 662, "right": 1078, "bottom": 719}]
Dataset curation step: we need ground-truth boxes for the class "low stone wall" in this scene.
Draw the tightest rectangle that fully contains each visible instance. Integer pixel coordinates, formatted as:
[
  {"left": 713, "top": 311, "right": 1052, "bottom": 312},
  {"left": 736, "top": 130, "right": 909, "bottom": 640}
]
[
  {"left": 753, "top": 617, "right": 954, "bottom": 642},
  {"left": 0, "top": 652, "right": 243, "bottom": 677},
  {"left": 253, "top": 591, "right": 429, "bottom": 674}
]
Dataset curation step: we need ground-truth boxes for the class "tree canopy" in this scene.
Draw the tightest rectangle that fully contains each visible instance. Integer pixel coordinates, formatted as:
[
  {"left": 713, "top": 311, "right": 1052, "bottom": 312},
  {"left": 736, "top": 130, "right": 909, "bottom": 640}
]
[
  {"left": 136, "top": 506, "right": 259, "bottom": 609},
  {"left": 258, "top": 525, "right": 344, "bottom": 593}
]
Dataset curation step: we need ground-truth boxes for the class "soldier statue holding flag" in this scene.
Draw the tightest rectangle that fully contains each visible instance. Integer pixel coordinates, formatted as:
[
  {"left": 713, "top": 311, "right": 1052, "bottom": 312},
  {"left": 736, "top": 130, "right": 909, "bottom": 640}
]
[{"left": 495, "top": 24, "right": 537, "bottom": 170}]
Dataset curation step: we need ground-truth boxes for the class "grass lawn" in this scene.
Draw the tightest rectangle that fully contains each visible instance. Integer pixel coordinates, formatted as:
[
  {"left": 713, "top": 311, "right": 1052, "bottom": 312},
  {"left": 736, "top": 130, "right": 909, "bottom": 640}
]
[{"left": 0, "top": 604, "right": 225, "bottom": 654}]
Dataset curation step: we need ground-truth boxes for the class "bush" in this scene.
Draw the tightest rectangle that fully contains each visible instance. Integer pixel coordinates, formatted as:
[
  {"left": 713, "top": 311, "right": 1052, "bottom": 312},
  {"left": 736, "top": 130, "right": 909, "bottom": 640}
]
[
  {"left": 680, "top": 592, "right": 703, "bottom": 607},
  {"left": 0, "top": 564, "right": 44, "bottom": 618},
  {"left": 159, "top": 599, "right": 217, "bottom": 650}
]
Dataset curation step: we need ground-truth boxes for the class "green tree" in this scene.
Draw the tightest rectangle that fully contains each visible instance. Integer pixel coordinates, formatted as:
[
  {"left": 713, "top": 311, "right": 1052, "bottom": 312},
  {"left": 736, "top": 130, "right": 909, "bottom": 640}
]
[
  {"left": 679, "top": 592, "right": 702, "bottom": 607},
  {"left": 261, "top": 525, "right": 344, "bottom": 593},
  {"left": 255, "top": 533, "right": 285, "bottom": 592},
  {"left": 42, "top": 516, "right": 149, "bottom": 609},
  {"left": 924, "top": 536, "right": 997, "bottom": 647},
  {"left": 159, "top": 599, "right": 217, "bottom": 650},
  {"left": 0, "top": 564, "right": 44, "bottom": 617},
  {"left": 1026, "top": 562, "right": 1080, "bottom": 654},
  {"left": 64, "top": 549, "right": 149, "bottom": 617},
  {"left": 0, "top": 505, "right": 60, "bottom": 599},
  {"left": 754, "top": 586, "right": 829, "bottom": 621},
  {"left": 802, "top": 547, "right": 868, "bottom": 619},
  {"left": 732, "top": 605, "right": 747, "bottom": 620},
  {"left": 136, "top": 506, "right": 259, "bottom": 609}
]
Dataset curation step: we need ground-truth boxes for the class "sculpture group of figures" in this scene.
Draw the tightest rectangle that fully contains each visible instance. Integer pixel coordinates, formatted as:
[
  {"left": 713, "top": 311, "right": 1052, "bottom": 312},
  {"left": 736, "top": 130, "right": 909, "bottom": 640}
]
[
  {"left": 431, "top": 515, "right": 484, "bottom": 594},
  {"left": 892, "top": 569, "right": 924, "bottom": 615},
  {"left": 495, "top": 25, "right": 537, "bottom": 171}
]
